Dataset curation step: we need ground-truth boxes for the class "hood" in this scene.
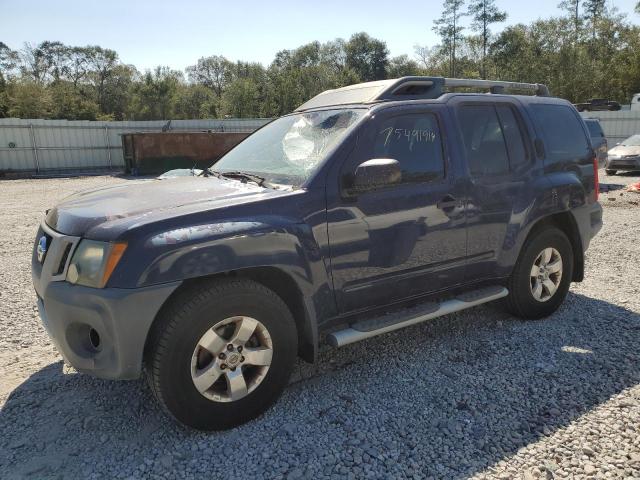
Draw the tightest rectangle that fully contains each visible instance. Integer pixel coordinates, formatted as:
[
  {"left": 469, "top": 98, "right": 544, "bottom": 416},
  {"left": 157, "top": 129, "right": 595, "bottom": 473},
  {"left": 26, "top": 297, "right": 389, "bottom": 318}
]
[
  {"left": 608, "top": 144, "right": 640, "bottom": 157},
  {"left": 45, "top": 176, "right": 291, "bottom": 238}
]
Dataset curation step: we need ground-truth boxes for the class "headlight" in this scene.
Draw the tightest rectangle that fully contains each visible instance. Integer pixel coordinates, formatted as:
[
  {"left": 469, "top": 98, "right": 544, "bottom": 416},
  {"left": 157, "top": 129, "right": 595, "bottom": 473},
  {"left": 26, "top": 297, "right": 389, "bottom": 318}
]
[{"left": 66, "top": 240, "right": 127, "bottom": 288}]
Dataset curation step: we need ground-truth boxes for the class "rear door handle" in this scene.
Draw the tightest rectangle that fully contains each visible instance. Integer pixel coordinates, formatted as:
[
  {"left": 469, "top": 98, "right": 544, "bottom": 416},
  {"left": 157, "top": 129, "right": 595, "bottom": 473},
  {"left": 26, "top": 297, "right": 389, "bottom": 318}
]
[{"left": 437, "top": 195, "right": 462, "bottom": 210}]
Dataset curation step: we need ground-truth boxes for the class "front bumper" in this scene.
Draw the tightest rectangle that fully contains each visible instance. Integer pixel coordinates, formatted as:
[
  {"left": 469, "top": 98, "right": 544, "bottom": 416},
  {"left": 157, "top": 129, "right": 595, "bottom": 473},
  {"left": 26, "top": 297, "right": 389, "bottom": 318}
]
[
  {"left": 32, "top": 222, "right": 180, "bottom": 379},
  {"left": 606, "top": 156, "right": 640, "bottom": 171}
]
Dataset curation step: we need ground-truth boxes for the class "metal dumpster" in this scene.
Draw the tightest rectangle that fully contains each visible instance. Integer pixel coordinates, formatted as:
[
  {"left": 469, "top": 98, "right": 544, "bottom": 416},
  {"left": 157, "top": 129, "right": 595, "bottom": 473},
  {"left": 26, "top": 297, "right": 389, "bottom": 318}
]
[{"left": 121, "top": 131, "right": 250, "bottom": 175}]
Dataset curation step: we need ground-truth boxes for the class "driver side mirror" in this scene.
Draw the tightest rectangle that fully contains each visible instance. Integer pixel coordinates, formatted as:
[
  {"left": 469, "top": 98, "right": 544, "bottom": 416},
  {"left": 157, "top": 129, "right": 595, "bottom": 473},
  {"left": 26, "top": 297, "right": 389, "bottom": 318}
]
[{"left": 348, "top": 159, "right": 401, "bottom": 193}]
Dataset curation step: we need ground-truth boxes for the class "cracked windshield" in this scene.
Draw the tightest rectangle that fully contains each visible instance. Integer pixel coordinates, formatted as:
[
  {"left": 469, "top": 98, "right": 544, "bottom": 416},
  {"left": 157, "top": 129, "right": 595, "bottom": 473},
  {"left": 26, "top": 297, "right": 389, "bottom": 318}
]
[{"left": 214, "top": 109, "right": 364, "bottom": 186}]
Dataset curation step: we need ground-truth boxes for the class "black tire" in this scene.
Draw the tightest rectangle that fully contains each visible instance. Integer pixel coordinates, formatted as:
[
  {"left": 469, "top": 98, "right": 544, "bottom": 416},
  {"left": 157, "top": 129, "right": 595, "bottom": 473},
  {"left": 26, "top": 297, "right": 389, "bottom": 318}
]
[
  {"left": 145, "top": 278, "right": 298, "bottom": 430},
  {"left": 505, "top": 226, "right": 573, "bottom": 320},
  {"left": 605, "top": 169, "right": 616, "bottom": 176}
]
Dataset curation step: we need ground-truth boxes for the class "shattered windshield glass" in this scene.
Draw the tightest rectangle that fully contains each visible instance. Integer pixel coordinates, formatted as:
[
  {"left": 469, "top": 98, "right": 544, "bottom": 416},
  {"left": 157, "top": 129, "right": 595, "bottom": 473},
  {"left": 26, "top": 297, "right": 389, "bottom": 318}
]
[{"left": 213, "top": 109, "right": 365, "bottom": 186}]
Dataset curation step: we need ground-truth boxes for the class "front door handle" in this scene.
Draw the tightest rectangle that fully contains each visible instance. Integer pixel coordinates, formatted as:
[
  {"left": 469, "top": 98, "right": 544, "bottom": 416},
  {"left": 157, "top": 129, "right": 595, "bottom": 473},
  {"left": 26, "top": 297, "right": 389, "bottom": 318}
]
[{"left": 437, "top": 195, "right": 462, "bottom": 210}]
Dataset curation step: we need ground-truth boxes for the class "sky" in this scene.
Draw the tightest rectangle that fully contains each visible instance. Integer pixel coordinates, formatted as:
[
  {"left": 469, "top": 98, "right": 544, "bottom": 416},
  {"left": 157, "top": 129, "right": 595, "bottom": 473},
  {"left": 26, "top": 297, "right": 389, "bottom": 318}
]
[{"left": 1, "top": 0, "right": 638, "bottom": 72}]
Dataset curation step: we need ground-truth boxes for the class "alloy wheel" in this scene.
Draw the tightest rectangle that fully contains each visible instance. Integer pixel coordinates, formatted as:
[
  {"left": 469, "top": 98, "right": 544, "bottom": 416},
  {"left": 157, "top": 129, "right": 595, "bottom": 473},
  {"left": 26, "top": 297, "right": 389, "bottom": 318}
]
[
  {"left": 530, "top": 247, "right": 563, "bottom": 303},
  {"left": 190, "top": 316, "right": 273, "bottom": 402}
]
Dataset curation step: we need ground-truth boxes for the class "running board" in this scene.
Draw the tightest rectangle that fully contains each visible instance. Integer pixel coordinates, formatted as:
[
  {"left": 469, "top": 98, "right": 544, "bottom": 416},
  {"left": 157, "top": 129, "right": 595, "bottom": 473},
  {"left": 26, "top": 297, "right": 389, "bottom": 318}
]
[{"left": 327, "top": 286, "right": 509, "bottom": 347}]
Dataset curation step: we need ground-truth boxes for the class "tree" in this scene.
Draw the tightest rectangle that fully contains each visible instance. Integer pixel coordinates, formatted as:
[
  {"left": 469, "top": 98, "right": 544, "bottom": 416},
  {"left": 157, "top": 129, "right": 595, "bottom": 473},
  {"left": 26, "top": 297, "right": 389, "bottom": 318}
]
[
  {"left": 583, "top": 0, "right": 606, "bottom": 34},
  {"left": 19, "top": 42, "right": 49, "bottom": 83},
  {"left": 100, "top": 64, "right": 135, "bottom": 120},
  {"left": 174, "top": 84, "right": 218, "bottom": 119},
  {"left": 387, "top": 55, "right": 422, "bottom": 77},
  {"left": 433, "top": 0, "right": 467, "bottom": 77},
  {"left": 3, "top": 20, "right": 640, "bottom": 121},
  {"left": 6, "top": 81, "right": 52, "bottom": 118},
  {"left": 186, "top": 55, "right": 233, "bottom": 96},
  {"left": 0, "top": 42, "right": 19, "bottom": 80},
  {"left": 37, "top": 41, "right": 69, "bottom": 81},
  {"left": 344, "top": 32, "right": 389, "bottom": 81},
  {"left": 559, "top": 0, "right": 582, "bottom": 39},
  {"left": 64, "top": 46, "right": 91, "bottom": 87},
  {"left": 85, "top": 46, "right": 119, "bottom": 113},
  {"left": 221, "top": 78, "right": 261, "bottom": 117},
  {"left": 467, "top": 0, "right": 506, "bottom": 78},
  {"left": 49, "top": 80, "right": 98, "bottom": 120},
  {"left": 127, "top": 67, "right": 181, "bottom": 120}
]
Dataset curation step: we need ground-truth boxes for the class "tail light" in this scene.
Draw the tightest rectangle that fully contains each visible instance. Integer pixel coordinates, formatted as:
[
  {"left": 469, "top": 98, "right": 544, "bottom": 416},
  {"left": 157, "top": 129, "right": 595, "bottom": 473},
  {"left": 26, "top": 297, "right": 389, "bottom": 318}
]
[{"left": 593, "top": 155, "right": 599, "bottom": 201}]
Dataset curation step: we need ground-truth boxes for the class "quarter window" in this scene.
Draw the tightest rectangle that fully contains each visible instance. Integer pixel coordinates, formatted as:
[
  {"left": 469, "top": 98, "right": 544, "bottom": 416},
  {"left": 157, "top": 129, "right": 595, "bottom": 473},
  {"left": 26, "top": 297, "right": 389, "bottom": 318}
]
[
  {"left": 373, "top": 113, "right": 445, "bottom": 183},
  {"left": 531, "top": 104, "right": 591, "bottom": 163}
]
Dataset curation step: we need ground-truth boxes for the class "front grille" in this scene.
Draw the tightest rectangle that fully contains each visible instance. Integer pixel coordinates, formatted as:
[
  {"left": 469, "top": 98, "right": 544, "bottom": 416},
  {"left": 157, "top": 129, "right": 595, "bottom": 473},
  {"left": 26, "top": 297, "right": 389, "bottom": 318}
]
[
  {"left": 55, "top": 242, "right": 73, "bottom": 276},
  {"left": 34, "top": 222, "right": 80, "bottom": 283}
]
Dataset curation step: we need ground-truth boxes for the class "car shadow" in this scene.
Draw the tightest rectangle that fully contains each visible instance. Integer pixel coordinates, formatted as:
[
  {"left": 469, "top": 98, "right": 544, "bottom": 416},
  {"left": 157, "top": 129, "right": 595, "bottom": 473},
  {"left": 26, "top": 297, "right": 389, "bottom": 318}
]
[
  {"left": 1, "top": 292, "right": 639, "bottom": 478},
  {"left": 599, "top": 182, "right": 626, "bottom": 192}
]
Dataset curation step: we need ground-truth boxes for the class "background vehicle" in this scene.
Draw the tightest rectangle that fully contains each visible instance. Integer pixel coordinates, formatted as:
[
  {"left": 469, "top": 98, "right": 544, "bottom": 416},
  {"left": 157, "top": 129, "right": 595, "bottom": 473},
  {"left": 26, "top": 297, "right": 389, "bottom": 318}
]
[
  {"left": 575, "top": 98, "right": 622, "bottom": 112},
  {"left": 631, "top": 94, "right": 640, "bottom": 111},
  {"left": 584, "top": 118, "right": 608, "bottom": 168},
  {"left": 605, "top": 134, "right": 640, "bottom": 175},
  {"left": 32, "top": 77, "right": 602, "bottom": 430}
]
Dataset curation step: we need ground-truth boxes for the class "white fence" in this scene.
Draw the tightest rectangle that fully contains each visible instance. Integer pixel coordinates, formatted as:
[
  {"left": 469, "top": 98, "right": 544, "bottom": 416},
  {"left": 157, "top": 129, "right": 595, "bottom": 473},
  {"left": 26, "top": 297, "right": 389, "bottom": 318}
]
[
  {"left": 579, "top": 110, "right": 640, "bottom": 145},
  {"left": 1, "top": 111, "right": 638, "bottom": 175},
  {"left": 0, "top": 118, "right": 270, "bottom": 174}
]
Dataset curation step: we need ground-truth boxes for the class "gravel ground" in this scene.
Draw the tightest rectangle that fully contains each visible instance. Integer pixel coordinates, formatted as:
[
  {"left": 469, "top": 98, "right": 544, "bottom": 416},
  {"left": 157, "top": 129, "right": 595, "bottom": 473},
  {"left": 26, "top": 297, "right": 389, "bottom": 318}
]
[{"left": 1, "top": 172, "right": 640, "bottom": 479}]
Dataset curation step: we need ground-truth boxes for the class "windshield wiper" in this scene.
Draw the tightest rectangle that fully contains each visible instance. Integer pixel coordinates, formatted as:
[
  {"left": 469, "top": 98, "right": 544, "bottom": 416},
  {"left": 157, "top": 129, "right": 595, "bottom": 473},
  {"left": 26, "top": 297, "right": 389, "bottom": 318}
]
[{"left": 201, "top": 168, "right": 276, "bottom": 189}]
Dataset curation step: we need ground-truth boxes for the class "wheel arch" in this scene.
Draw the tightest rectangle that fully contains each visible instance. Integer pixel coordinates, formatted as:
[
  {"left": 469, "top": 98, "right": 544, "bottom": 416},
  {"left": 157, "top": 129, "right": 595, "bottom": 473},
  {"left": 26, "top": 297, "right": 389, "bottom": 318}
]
[
  {"left": 522, "top": 212, "right": 584, "bottom": 282},
  {"left": 144, "top": 266, "right": 317, "bottom": 365}
]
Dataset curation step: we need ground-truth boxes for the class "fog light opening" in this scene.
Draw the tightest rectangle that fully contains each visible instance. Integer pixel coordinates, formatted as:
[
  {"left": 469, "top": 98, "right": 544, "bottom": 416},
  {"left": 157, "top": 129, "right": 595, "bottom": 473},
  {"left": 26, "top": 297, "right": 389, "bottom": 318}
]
[{"left": 89, "top": 328, "right": 101, "bottom": 350}]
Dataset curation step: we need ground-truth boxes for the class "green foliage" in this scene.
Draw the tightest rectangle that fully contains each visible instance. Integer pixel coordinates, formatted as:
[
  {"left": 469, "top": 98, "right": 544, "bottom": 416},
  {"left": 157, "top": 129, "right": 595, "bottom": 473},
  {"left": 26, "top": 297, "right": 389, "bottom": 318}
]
[
  {"left": 0, "top": 5, "right": 639, "bottom": 121},
  {"left": 344, "top": 32, "right": 389, "bottom": 81},
  {"left": 387, "top": 55, "right": 424, "bottom": 77},
  {"left": 6, "top": 80, "right": 52, "bottom": 118},
  {"left": 49, "top": 80, "right": 99, "bottom": 120},
  {"left": 488, "top": 11, "right": 640, "bottom": 103},
  {"left": 127, "top": 67, "right": 182, "bottom": 120},
  {"left": 467, "top": 0, "right": 507, "bottom": 78},
  {"left": 433, "top": 0, "right": 467, "bottom": 77},
  {"left": 174, "top": 84, "right": 218, "bottom": 119},
  {"left": 221, "top": 78, "right": 262, "bottom": 118}
]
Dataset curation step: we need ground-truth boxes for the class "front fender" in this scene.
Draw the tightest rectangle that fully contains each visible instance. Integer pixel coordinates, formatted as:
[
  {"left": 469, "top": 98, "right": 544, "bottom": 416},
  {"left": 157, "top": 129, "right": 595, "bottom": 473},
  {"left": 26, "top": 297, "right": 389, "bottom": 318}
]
[
  {"left": 138, "top": 222, "right": 319, "bottom": 288},
  {"left": 111, "top": 216, "right": 335, "bottom": 360}
]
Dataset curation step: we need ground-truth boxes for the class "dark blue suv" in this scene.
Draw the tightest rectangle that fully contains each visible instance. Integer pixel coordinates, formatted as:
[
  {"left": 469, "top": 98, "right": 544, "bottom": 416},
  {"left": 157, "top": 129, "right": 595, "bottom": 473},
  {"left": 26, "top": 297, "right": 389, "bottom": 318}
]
[{"left": 32, "top": 77, "right": 602, "bottom": 430}]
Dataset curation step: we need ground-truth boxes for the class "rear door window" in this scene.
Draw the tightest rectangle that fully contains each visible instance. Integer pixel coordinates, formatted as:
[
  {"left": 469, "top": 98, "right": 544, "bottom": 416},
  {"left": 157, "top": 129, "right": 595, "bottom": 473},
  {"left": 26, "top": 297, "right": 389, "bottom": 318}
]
[
  {"left": 457, "top": 105, "right": 510, "bottom": 176},
  {"left": 531, "top": 104, "right": 591, "bottom": 163}
]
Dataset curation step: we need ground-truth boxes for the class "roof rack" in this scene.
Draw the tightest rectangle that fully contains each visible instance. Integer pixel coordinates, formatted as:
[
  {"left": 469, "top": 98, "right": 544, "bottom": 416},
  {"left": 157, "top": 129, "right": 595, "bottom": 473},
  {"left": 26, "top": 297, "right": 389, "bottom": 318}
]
[{"left": 295, "top": 76, "right": 550, "bottom": 112}]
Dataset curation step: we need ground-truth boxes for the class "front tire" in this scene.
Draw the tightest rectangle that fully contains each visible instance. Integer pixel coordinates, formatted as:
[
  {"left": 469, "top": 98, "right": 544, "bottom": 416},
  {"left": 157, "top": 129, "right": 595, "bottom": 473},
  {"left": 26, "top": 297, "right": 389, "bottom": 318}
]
[
  {"left": 505, "top": 227, "right": 573, "bottom": 320},
  {"left": 145, "top": 278, "right": 298, "bottom": 430},
  {"left": 605, "top": 169, "right": 616, "bottom": 175}
]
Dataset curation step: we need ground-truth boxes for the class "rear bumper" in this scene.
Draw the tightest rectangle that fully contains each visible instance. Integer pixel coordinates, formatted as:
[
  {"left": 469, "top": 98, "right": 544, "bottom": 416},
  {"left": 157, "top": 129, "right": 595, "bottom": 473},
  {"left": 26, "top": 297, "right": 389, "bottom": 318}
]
[
  {"left": 574, "top": 202, "right": 602, "bottom": 253},
  {"left": 606, "top": 157, "right": 640, "bottom": 171},
  {"left": 35, "top": 281, "right": 180, "bottom": 380}
]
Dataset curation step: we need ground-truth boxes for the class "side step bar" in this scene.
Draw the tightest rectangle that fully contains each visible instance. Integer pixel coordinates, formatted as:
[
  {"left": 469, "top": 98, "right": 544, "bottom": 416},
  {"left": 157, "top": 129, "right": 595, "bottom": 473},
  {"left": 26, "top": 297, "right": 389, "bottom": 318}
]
[{"left": 327, "top": 286, "right": 508, "bottom": 348}]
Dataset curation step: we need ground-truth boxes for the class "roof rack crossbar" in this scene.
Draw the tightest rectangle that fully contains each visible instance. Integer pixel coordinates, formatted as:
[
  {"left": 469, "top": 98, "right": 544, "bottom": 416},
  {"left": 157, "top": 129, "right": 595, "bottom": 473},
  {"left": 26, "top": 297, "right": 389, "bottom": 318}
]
[{"left": 442, "top": 78, "right": 550, "bottom": 96}]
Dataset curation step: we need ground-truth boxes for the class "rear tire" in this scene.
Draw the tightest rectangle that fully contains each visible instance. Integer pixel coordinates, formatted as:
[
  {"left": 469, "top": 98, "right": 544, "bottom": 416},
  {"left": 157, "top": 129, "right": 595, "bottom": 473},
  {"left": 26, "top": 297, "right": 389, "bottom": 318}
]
[
  {"left": 145, "top": 278, "right": 298, "bottom": 430},
  {"left": 605, "top": 169, "right": 616, "bottom": 176},
  {"left": 505, "top": 227, "right": 573, "bottom": 320}
]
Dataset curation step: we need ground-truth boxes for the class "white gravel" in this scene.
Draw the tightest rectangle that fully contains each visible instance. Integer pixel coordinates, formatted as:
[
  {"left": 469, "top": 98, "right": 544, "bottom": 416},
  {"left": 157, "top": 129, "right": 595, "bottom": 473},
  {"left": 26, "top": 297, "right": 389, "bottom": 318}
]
[{"left": 1, "top": 172, "right": 640, "bottom": 479}]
